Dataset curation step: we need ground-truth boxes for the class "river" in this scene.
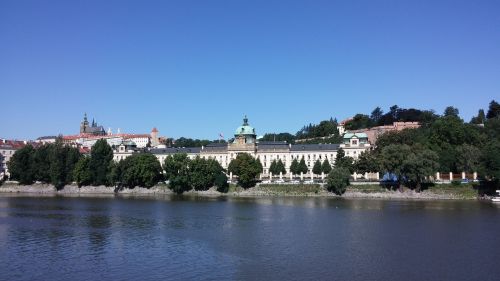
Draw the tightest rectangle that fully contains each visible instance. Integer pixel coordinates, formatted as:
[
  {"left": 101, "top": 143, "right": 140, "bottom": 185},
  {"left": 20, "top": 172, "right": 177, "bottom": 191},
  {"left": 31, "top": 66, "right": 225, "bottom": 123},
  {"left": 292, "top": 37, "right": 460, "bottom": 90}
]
[{"left": 0, "top": 194, "right": 499, "bottom": 280}]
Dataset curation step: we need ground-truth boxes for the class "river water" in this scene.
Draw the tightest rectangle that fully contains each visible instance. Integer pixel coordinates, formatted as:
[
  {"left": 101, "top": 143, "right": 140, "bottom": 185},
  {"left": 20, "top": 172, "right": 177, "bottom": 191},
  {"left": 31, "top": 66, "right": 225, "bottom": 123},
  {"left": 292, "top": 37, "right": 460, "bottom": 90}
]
[{"left": 0, "top": 194, "right": 499, "bottom": 281}]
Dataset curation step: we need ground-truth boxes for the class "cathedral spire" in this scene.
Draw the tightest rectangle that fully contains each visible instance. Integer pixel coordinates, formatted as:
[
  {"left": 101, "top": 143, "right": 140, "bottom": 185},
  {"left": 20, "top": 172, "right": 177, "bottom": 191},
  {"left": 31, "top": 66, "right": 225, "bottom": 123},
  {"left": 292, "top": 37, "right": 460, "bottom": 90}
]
[{"left": 84, "top": 113, "right": 88, "bottom": 123}]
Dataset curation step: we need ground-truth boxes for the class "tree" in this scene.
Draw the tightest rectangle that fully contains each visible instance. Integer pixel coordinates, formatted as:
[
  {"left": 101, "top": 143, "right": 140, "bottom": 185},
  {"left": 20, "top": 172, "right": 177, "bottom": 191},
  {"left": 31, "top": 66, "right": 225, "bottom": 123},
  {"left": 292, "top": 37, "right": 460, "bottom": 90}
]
[
  {"left": 326, "top": 167, "right": 350, "bottom": 195},
  {"left": 321, "top": 159, "right": 332, "bottom": 174},
  {"left": 355, "top": 151, "right": 379, "bottom": 175},
  {"left": 215, "top": 173, "right": 229, "bottom": 193},
  {"left": 269, "top": 160, "right": 278, "bottom": 176},
  {"left": 49, "top": 142, "right": 68, "bottom": 190},
  {"left": 31, "top": 144, "right": 51, "bottom": 183},
  {"left": 456, "top": 144, "right": 481, "bottom": 173},
  {"left": 116, "top": 153, "right": 163, "bottom": 188},
  {"left": 89, "top": 139, "right": 113, "bottom": 186},
  {"left": 379, "top": 144, "right": 411, "bottom": 187},
  {"left": 227, "top": 153, "right": 263, "bottom": 188},
  {"left": 335, "top": 148, "right": 354, "bottom": 173},
  {"left": 290, "top": 158, "right": 299, "bottom": 175},
  {"left": 486, "top": 100, "right": 500, "bottom": 119},
  {"left": 345, "top": 114, "right": 373, "bottom": 130},
  {"left": 401, "top": 147, "right": 439, "bottom": 192},
  {"left": 370, "top": 107, "right": 384, "bottom": 124},
  {"left": 470, "top": 109, "right": 486, "bottom": 124},
  {"left": 74, "top": 157, "right": 92, "bottom": 187},
  {"left": 7, "top": 145, "right": 34, "bottom": 184},
  {"left": 479, "top": 139, "right": 500, "bottom": 182},
  {"left": 298, "top": 157, "right": 308, "bottom": 175},
  {"left": 163, "top": 153, "right": 191, "bottom": 194},
  {"left": 276, "top": 159, "right": 286, "bottom": 175},
  {"left": 443, "top": 106, "right": 460, "bottom": 118},
  {"left": 189, "top": 157, "right": 224, "bottom": 191},
  {"left": 312, "top": 160, "right": 322, "bottom": 175}
]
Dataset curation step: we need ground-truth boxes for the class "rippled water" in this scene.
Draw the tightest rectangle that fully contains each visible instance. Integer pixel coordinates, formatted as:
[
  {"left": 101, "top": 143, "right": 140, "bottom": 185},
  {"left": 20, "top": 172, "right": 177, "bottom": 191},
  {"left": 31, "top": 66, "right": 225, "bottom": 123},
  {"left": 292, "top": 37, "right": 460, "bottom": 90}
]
[{"left": 0, "top": 195, "right": 499, "bottom": 281}]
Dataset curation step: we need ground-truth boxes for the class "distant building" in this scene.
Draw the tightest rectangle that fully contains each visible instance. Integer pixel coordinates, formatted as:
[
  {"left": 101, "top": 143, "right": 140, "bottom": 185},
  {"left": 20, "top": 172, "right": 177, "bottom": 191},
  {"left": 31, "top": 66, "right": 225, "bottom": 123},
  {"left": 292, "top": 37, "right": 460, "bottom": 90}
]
[
  {"left": 348, "top": 122, "right": 421, "bottom": 145},
  {"left": 36, "top": 136, "right": 58, "bottom": 144},
  {"left": 122, "top": 116, "right": 373, "bottom": 179},
  {"left": 80, "top": 113, "right": 106, "bottom": 136}
]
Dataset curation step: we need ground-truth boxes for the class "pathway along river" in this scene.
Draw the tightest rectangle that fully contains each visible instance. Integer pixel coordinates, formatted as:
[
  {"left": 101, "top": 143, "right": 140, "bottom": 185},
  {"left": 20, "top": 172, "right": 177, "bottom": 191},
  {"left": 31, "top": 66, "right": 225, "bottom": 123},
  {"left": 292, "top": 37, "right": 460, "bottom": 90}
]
[{"left": 0, "top": 194, "right": 499, "bottom": 281}]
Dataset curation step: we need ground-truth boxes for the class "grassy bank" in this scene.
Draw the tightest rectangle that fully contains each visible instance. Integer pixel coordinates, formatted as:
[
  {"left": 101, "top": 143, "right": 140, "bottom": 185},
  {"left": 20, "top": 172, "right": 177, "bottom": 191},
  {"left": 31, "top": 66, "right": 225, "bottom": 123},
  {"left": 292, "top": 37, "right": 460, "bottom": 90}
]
[{"left": 258, "top": 184, "right": 322, "bottom": 195}]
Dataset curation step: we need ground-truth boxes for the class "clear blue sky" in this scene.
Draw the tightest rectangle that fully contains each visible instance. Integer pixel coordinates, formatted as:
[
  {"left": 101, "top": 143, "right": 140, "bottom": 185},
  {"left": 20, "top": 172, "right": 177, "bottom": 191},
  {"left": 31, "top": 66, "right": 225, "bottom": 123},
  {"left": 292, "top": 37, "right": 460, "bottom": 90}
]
[{"left": 1, "top": 0, "right": 499, "bottom": 140}]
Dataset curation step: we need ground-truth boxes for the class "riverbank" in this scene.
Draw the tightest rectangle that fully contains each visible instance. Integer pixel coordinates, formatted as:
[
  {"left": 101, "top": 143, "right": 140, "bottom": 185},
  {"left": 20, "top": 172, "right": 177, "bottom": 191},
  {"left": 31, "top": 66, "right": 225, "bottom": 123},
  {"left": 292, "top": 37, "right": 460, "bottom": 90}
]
[{"left": 0, "top": 182, "right": 481, "bottom": 200}]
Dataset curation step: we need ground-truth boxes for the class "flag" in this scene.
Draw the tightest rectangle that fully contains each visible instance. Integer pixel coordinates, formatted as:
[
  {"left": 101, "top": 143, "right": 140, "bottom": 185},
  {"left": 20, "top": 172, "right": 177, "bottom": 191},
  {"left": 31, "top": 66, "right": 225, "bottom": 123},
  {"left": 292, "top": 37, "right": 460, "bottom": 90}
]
[{"left": 219, "top": 133, "right": 224, "bottom": 139}]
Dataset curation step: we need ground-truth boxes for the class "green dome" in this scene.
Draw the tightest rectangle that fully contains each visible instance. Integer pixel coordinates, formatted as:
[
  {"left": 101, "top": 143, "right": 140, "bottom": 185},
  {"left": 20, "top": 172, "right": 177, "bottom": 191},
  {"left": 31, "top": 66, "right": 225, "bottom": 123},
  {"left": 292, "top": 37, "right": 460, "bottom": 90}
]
[{"left": 234, "top": 116, "right": 256, "bottom": 136}]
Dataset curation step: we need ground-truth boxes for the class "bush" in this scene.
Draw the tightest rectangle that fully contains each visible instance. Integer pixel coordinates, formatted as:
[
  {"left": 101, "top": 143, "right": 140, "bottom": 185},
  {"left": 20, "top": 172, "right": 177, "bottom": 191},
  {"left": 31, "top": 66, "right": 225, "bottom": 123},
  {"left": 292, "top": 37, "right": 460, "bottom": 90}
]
[
  {"left": 215, "top": 173, "right": 229, "bottom": 193},
  {"left": 451, "top": 180, "right": 461, "bottom": 186},
  {"left": 326, "top": 167, "right": 351, "bottom": 195}
]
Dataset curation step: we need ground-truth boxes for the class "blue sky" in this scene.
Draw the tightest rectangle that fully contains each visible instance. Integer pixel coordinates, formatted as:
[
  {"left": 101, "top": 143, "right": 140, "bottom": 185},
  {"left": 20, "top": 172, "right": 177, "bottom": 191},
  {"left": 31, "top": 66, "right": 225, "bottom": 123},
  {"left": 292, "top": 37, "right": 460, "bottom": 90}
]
[{"left": 1, "top": 0, "right": 499, "bottom": 140}]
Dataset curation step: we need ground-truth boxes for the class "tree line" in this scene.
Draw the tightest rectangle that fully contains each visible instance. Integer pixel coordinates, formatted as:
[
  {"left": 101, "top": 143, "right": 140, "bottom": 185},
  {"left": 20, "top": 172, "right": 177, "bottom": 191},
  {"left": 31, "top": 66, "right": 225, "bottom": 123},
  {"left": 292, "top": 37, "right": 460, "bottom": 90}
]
[{"left": 353, "top": 101, "right": 500, "bottom": 192}]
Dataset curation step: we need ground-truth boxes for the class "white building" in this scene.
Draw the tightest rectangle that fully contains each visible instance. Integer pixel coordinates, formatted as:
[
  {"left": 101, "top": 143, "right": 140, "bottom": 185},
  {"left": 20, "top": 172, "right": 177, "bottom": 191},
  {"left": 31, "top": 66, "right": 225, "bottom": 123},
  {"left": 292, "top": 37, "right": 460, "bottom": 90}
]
[{"left": 115, "top": 116, "right": 373, "bottom": 179}]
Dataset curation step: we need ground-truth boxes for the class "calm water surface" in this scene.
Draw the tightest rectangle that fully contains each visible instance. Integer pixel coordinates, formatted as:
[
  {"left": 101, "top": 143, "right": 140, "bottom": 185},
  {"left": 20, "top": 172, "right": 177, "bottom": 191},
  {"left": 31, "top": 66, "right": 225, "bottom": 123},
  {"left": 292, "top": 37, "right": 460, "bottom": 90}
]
[{"left": 0, "top": 194, "right": 499, "bottom": 281}]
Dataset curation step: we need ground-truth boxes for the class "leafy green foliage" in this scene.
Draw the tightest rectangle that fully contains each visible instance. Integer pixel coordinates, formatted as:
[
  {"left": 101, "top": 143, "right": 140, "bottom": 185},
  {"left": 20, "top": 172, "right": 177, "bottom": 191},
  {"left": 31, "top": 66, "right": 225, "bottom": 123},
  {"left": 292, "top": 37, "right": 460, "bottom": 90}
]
[
  {"left": 335, "top": 148, "right": 354, "bottom": 173},
  {"left": 89, "top": 139, "right": 113, "bottom": 186},
  {"left": 215, "top": 173, "right": 229, "bottom": 193},
  {"left": 290, "top": 158, "right": 299, "bottom": 175},
  {"left": 8, "top": 145, "right": 34, "bottom": 184},
  {"left": 326, "top": 167, "right": 350, "bottom": 195},
  {"left": 354, "top": 151, "right": 379, "bottom": 175},
  {"left": 228, "top": 153, "right": 263, "bottom": 188},
  {"left": 163, "top": 153, "right": 191, "bottom": 194},
  {"left": 114, "top": 153, "right": 163, "bottom": 188},
  {"left": 486, "top": 100, "right": 500, "bottom": 119},
  {"left": 74, "top": 157, "right": 92, "bottom": 187},
  {"left": 189, "top": 157, "right": 224, "bottom": 191},
  {"left": 312, "top": 160, "right": 322, "bottom": 175},
  {"left": 321, "top": 159, "right": 332, "bottom": 174},
  {"left": 296, "top": 118, "right": 339, "bottom": 139},
  {"left": 270, "top": 159, "right": 286, "bottom": 175},
  {"left": 261, "top": 133, "right": 296, "bottom": 144},
  {"left": 8, "top": 142, "right": 81, "bottom": 189},
  {"left": 297, "top": 157, "right": 308, "bottom": 174}
]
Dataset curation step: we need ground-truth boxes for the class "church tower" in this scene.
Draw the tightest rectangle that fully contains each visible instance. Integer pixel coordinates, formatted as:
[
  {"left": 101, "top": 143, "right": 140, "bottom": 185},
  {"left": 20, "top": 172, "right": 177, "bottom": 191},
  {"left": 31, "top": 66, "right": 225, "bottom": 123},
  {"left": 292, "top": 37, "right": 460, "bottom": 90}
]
[{"left": 80, "top": 113, "right": 89, "bottom": 134}]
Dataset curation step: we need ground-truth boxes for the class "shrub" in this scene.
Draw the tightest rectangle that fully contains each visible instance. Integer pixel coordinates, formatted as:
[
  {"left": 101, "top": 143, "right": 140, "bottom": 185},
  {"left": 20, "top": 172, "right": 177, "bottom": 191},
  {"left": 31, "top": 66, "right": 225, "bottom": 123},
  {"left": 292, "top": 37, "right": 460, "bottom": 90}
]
[{"left": 326, "top": 167, "right": 351, "bottom": 195}]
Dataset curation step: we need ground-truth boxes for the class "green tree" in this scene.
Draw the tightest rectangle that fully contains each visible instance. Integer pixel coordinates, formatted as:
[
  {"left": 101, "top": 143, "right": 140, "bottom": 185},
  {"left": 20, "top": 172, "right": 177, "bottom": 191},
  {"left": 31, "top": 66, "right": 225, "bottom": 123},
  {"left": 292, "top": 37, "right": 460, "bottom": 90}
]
[
  {"left": 290, "top": 158, "right": 299, "bottom": 175},
  {"left": 7, "top": 145, "right": 34, "bottom": 184},
  {"left": 470, "top": 109, "right": 486, "bottom": 124},
  {"left": 215, "top": 172, "right": 229, "bottom": 193},
  {"left": 486, "top": 100, "right": 500, "bottom": 119},
  {"left": 354, "top": 151, "right": 379, "bottom": 175},
  {"left": 117, "top": 153, "right": 163, "bottom": 188},
  {"left": 335, "top": 148, "right": 354, "bottom": 173},
  {"left": 401, "top": 147, "right": 439, "bottom": 192},
  {"left": 443, "top": 106, "right": 460, "bottom": 118},
  {"left": 298, "top": 157, "right": 308, "bottom": 174},
  {"left": 49, "top": 142, "right": 67, "bottom": 189},
  {"left": 321, "top": 159, "right": 332, "bottom": 174},
  {"left": 74, "top": 157, "right": 92, "bottom": 187},
  {"left": 31, "top": 144, "right": 52, "bottom": 183},
  {"left": 370, "top": 107, "right": 384, "bottom": 124},
  {"left": 312, "top": 160, "right": 322, "bottom": 175},
  {"left": 479, "top": 139, "right": 500, "bottom": 182},
  {"left": 189, "top": 157, "right": 224, "bottom": 191},
  {"left": 163, "top": 153, "right": 191, "bottom": 194},
  {"left": 379, "top": 144, "right": 411, "bottom": 187},
  {"left": 326, "top": 167, "right": 350, "bottom": 195},
  {"left": 456, "top": 144, "right": 481, "bottom": 173},
  {"left": 227, "top": 153, "right": 263, "bottom": 188},
  {"left": 269, "top": 160, "right": 278, "bottom": 175},
  {"left": 89, "top": 139, "right": 113, "bottom": 186},
  {"left": 276, "top": 159, "right": 286, "bottom": 175}
]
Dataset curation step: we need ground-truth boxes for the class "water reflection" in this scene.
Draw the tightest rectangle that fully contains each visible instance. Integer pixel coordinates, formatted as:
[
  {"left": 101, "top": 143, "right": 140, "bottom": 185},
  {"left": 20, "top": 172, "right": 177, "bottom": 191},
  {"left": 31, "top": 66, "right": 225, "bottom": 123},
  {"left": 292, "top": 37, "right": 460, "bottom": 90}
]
[{"left": 0, "top": 195, "right": 499, "bottom": 281}]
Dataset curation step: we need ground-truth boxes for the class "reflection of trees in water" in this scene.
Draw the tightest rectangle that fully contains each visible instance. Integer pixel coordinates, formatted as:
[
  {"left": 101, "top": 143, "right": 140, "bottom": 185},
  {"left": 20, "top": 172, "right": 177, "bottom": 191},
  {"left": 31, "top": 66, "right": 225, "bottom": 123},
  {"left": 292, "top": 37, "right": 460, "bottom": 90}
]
[{"left": 87, "top": 215, "right": 111, "bottom": 251}]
